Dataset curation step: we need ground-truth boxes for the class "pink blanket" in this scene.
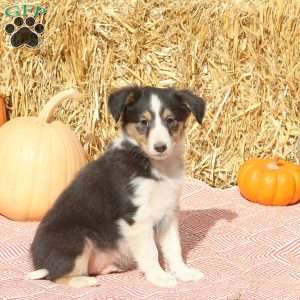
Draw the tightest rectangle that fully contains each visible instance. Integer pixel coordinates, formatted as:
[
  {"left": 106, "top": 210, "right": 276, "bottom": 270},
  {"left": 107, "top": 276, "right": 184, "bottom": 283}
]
[{"left": 1, "top": 178, "right": 300, "bottom": 300}]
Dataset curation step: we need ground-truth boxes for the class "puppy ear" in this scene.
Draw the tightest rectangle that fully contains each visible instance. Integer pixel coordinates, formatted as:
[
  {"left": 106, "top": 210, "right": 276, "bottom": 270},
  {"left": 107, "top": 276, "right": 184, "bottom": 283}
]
[
  {"left": 108, "top": 86, "right": 141, "bottom": 122},
  {"left": 175, "top": 90, "right": 206, "bottom": 124}
]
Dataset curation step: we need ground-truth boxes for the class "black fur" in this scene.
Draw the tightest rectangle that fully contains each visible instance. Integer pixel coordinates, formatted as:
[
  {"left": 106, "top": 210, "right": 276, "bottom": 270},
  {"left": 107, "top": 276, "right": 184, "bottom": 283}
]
[
  {"left": 108, "top": 86, "right": 206, "bottom": 125},
  {"left": 31, "top": 86, "right": 206, "bottom": 281},
  {"left": 30, "top": 141, "right": 154, "bottom": 280},
  {"left": 108, "top": 86, "right": 141, "bottom": 122},
  {"left": 174, "top": 90, "right": 206, "bottom": 124}
]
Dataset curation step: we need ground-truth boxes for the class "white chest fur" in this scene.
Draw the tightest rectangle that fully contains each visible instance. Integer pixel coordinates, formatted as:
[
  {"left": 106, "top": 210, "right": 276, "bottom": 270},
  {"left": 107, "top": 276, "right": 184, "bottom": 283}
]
[
  {"left": 118, "top": 142, "right": 185, "bottom": 239},
  {"left": 118, "top": 170, "right": 184, "bottom": 238},
  {"left": 131, "top": 173, "right": 184, "bottom": 226}
]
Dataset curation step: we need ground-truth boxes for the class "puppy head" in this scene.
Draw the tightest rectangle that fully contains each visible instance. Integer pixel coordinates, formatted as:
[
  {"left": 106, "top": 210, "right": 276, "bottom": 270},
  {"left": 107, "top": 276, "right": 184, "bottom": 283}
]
[{"left": 108, "top": 86, "right": 206, "bottom": 160}]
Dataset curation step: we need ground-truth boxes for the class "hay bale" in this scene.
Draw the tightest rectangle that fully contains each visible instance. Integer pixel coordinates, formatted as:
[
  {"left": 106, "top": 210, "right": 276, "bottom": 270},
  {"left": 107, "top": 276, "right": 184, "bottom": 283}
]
[{"left": 0, "top": 0, "right": 299, "bottom": 188}]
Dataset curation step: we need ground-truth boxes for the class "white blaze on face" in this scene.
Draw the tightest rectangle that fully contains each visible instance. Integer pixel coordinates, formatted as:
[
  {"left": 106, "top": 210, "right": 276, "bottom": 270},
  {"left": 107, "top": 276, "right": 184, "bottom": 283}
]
[{"left": 148, "top": 94, "right": 172, "bottom": 158}]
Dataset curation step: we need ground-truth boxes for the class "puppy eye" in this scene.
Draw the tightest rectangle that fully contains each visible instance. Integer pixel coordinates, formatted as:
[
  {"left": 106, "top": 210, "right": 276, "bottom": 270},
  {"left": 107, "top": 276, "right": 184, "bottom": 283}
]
[
  {"left": 139, "top": 118, "right": 149, "bottom": 127},
  {"left": 166, "top": 116, "right": 177, "bottom": 127}
]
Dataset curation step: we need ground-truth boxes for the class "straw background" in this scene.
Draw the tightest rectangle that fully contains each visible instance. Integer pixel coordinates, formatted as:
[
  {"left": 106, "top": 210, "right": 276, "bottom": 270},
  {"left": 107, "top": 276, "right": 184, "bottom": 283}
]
[{"left": 0, "top": 0, "right": 299, "bottom": 188}]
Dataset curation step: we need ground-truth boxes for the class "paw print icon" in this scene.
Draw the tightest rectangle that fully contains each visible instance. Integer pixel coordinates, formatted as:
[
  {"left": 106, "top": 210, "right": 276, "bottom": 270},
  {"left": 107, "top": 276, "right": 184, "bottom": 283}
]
[{"left": 5, "top": 16, "right": 44, "bottom": 48}]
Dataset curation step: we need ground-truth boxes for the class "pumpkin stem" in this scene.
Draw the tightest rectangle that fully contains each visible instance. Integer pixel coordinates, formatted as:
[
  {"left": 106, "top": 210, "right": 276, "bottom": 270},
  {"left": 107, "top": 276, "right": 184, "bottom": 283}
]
[
  {"left": 38, "top": 88, "right": 81, "bottom": 123},
  {"left": 274, "top": 155, "right": 280, "bottom": 165},
  {"left": 266, "top": 155, "right": 281, "bottom": 170}
]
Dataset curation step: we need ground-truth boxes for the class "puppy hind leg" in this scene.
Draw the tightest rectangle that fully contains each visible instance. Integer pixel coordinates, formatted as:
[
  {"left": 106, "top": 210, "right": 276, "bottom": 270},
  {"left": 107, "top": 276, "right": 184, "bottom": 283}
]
[
  {"left": 55, "top": 276, "right": 99, "bottom": 288},
  {"left": 100, "top": 264, "right": 123, "bottom": 275},
  {"left": 54, "top": 242, "right": 98, "bottom": 288}
]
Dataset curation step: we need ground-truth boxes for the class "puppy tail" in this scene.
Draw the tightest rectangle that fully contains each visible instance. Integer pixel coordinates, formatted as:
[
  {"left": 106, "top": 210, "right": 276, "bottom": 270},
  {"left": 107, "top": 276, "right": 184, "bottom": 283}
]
[{"left": 26, "top": 268, "right": 49, "bottom": 280}]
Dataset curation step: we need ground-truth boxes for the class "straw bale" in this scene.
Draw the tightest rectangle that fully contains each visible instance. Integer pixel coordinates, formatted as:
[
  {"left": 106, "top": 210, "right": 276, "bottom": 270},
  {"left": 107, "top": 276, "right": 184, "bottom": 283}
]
[{"left": 0, "top": 0, "right": 299, "bottom": 188}]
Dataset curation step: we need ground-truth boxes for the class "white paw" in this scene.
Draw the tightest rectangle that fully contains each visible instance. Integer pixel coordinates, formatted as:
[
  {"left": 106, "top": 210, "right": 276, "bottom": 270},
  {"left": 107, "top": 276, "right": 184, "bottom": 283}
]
[
  {"left": 173, "top": 266, "right": 204, "bottom": 282},
  {"left": 69, "top": 276, "right": 99, "bottom": 288},
  {"left": 146, "top": 270, "right": 177, "bottom": 288}
]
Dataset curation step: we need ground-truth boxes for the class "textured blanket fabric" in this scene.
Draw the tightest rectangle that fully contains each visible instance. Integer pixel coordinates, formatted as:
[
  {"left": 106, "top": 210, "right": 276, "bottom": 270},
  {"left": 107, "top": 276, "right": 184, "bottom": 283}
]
[{"left": 1, "top": 178, "right": 300, "bottom": 300}]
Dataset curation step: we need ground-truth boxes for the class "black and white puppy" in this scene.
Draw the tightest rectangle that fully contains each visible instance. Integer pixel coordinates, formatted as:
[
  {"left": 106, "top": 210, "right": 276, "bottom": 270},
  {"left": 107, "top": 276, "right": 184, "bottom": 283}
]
[{"left": 28, "top": 86, "right": 206, "bottom": 288}]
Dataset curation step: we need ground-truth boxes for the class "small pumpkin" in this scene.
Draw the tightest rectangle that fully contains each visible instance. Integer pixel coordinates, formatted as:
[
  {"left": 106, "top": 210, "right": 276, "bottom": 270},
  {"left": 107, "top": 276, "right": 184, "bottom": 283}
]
[
  {"left": 238, "top": 157, "right": 300, "bottom": 206},
  {"left": 0, "top": 95, "right": 7, "bottom": 126},
  {"left": 0, "top": 89, "right": 87, "bottom": 221}
]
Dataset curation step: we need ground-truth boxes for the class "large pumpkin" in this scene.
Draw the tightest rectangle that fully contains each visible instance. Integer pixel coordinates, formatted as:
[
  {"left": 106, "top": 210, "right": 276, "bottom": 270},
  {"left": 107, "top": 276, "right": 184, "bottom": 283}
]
[
  {"left": 0, "top": 89, "right": 87, "bottom": 221},
  {"left": 237, "top": 157, "right": 300, "bottom": 206},
  {"left": 0, "top": 96, "right": 7, "bottom": 126}
]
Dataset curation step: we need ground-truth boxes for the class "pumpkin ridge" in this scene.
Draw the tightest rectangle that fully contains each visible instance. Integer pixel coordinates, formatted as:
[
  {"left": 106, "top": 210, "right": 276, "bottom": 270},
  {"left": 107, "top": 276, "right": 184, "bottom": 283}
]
[
  {"left": 26, "top": 125, "right": 44, "bottom": 220},
  {"left": 269, "top": 167, "right": 278, "bottom": 205},
  {"left": 251, "top": 164, "right": 265, "bottom": 204},
  {"left": 274, "top": 170, "right": 295, "bottom": 205},
  {"left": 47, "top": 124, "right": 60, "bottom": 217},
  {"left": 51, "top": 123, "right": 69, "bottom": 197},
  {"left": 288, "top": 167, "right": 300, "bottom": 204},
  {"left": 11, "top": 121, "right": 33, "bottom": 220},
  {"left": 237, "top": 160, "right": 256, "bottom": 187},
  {"left": 56, "top": 123, "right": 73, "bottom": 188},
  {"left": 64, "top": 126, "right": 75, "bottom": 184},
  {"left": 265, "top": 159, "right": 281, "bottom": 204},
  {"left": 69, "top": 126, "right": 86, "bottom": 171}
]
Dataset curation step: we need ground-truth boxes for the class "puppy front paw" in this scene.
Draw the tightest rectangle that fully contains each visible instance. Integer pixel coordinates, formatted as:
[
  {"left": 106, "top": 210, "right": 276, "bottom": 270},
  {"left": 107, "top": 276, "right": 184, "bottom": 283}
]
[
  {"left": 146, "top": 270, "right": 177, "bottom": 288},
  {"left": 70, "top": 276, "right": 99, "bottom": 288},
  {"left": 173, "top": 266, "right": 204, "bottom": 282}
]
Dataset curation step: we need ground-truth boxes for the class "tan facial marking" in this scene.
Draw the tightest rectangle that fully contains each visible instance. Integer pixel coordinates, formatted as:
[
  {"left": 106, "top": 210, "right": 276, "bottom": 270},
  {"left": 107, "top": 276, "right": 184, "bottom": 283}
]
[
  {"left": 124, "top": 110, "right": 152, "bottom": 151},
  {"left": 125, "top": 123, "right": 148, "bottom": 151},
  {"left": 162, "top": 108, "right": 172, "bottom": 119},
  {"left": 162, "top": 109, "right": 186, "bottom": 143},
  {"left": 172, "top": 121, "right": 186, "bottom": 143},
  {"left": 143, "top": 110, "right": 152, "bottom": 121}
]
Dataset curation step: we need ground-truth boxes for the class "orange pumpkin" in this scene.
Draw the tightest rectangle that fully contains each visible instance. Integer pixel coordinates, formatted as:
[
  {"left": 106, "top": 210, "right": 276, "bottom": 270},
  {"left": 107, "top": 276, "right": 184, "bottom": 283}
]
[
  {"left": 237, "top": 157, "right": 300, "bottom": 206},
  {"left": 0, "top": 96, "right": 7, "bottom": 126},
  {"left": 0, "top": 89, "right": 87, "bottom": 221}
]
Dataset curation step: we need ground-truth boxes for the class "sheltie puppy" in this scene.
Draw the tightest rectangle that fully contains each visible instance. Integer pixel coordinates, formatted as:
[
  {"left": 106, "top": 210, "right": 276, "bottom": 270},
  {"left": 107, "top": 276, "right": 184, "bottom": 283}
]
[{"left": 28, "top": 86, "right": 206, "bottom": 288}]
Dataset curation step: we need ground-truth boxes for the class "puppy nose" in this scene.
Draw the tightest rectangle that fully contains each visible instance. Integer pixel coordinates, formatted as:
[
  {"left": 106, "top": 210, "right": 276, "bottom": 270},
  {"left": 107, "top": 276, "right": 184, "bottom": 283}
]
[{"left": 154, "top": 143, "right": 167, "bottom": 153}]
